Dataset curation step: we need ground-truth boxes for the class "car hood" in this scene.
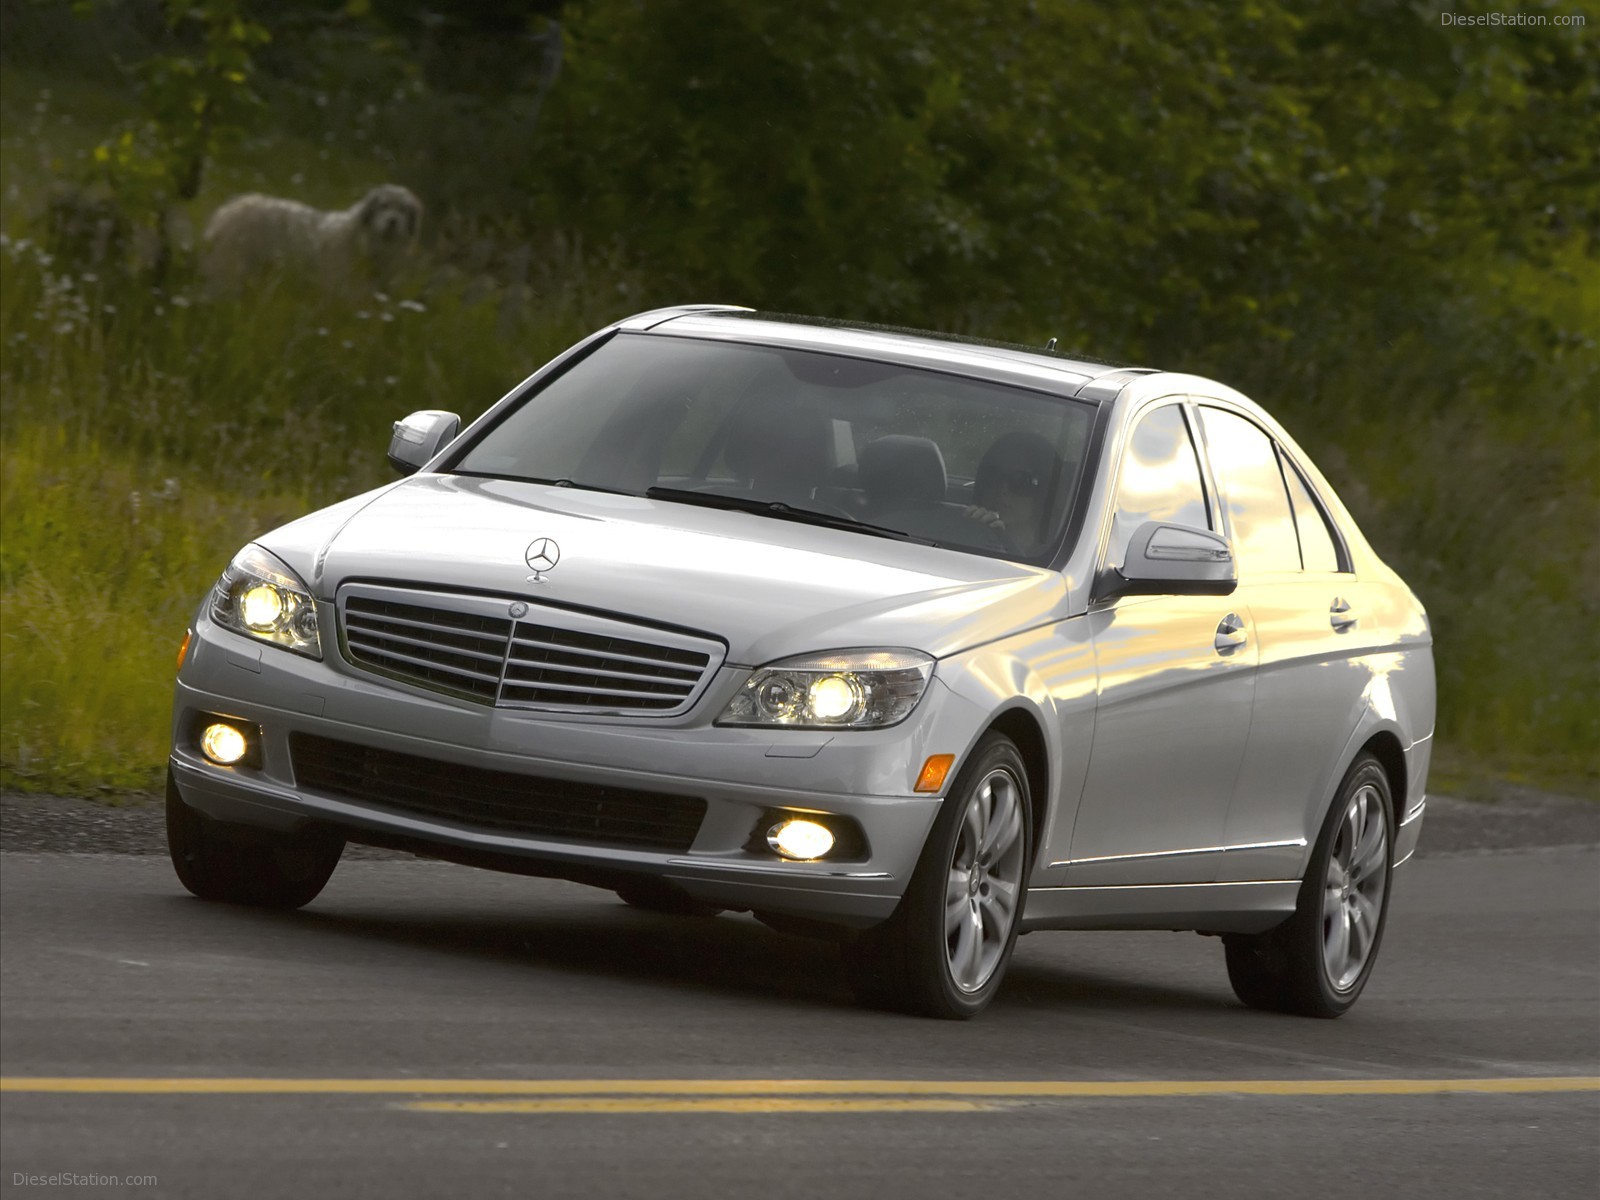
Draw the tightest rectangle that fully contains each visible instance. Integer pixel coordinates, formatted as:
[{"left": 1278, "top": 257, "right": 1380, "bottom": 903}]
[{"left": 260, "top": 474, "right": 1068, "bottom": 664}]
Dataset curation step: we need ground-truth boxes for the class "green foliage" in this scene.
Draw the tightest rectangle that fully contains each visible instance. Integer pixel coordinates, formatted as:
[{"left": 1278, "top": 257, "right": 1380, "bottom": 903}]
[
  {"left": 74, "top": 0, "right": 269, "bottom": 269},
  {"left": 535, "top": 0, "right": 1598, "bottom": 354},
  {"left": 1, "top": 0, "right": 1596, "bottom": 793}
]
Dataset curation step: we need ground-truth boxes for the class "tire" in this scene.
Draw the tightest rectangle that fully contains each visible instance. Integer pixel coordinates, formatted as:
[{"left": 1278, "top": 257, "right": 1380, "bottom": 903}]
[
  {"left": 1223, "top": 753, "right": 1394, "bottom": 1018},
  {"left": 614, "top": 877, "right": 723, "bottom": 918},
  {"left": 166, "top": 771, "right": 343, "bottom": 909},
  {"left": 842, "top": 732, "right": 1032, "bottom": 1019}
]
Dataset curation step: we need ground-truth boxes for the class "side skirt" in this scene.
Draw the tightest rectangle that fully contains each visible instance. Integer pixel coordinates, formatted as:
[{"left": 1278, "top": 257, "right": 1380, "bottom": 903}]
[{"left": 1018, "top": 879, "right": 1299, "bottom": 934}]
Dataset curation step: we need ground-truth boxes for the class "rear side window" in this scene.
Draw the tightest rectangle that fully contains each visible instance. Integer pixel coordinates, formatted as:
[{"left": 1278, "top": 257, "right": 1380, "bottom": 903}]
[
  {"left": 1282, "top": 458, "right": 1343, "bottom": 573},
  {"left": 1105, "top": 403, "right": 1211, "bottom": 571},
  {"left": 1198, "top": 407, "right": 1301, "bottom": 576}
]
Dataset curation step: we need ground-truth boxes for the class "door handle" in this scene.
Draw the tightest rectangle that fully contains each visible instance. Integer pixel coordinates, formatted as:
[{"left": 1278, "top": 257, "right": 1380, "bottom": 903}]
[
  {"left": 1330, "top": 597, "right": 1358, "bottom": 632},
  {"left": 1214, "top": 612, "right": 1247, "bottom": 653}
]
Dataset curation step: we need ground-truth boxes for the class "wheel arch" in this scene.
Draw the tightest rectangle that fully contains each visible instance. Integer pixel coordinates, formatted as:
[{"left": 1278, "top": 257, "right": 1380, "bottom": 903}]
[
  {"left": 1360, "top": 728, "right": 1408, "bottom": 825},
  {"left": 986, "top": 706, "right": 1051, "bottom": 853}
]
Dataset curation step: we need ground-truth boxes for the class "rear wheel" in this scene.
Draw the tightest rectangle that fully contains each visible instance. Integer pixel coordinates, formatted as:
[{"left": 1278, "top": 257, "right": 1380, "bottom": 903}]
[
  {"left": 1223, "top": 753, "right": 1394, "bottom": 1018},
  {"left": 166, "top": 771, "right": 343, "bottom": 909},
  {"left": 842, "top": 733, "right": 1032, "bottom": 1019}
]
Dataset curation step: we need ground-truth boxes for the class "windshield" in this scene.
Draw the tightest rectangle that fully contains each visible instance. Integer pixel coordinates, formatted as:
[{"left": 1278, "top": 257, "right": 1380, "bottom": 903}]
[{"left": 452, "top": 332, "right": 1096, "bottom": 562}]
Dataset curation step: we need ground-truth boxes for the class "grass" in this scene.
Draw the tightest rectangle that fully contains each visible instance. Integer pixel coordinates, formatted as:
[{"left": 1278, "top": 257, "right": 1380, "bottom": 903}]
[
  {"left": 0, "top": 231, "right": 632, "bottom": 793},
  {"left": 0, "top": 425, "right": 315, "bottom": 790},
  {"left": 0, "top": 64, "right": 641, "bottom": 792}
]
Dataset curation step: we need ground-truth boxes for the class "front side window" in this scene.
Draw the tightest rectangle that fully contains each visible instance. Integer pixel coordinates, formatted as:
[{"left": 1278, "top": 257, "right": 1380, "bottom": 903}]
[
  {"left": 452, "top": 333, "right": 1096, "bottom": 563},
  {"left": 1104, "top": 403, "right": 1211, "bottom": 572},
  {"left": 1198, "top": 406, "right": 1301, "bottom": 575}
]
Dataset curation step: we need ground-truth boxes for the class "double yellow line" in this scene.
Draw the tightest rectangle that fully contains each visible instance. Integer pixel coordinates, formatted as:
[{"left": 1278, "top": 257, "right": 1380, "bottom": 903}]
[{"left": 3, "top": 1076, "right": 1595, "bottom": 1114}]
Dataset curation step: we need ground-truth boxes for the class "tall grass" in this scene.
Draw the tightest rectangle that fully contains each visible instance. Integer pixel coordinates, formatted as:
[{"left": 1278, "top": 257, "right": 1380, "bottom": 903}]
[{"left": 0, "top": 221, "right": 639, "bottom": 793}]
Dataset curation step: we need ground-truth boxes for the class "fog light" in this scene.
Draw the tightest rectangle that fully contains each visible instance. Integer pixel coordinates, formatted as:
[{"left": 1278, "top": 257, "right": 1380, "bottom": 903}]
[
  {"left": 200, "top": 722, "right": 249, "bottom": 766},
  {"left": 767, "top": 818, "right": 835, "bottom": 861}
]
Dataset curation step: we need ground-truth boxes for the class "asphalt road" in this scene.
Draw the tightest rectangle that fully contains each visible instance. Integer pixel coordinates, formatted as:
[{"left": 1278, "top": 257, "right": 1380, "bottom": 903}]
[{"left": 1, "top": 846, "right": 1596, "bottom": 1199}]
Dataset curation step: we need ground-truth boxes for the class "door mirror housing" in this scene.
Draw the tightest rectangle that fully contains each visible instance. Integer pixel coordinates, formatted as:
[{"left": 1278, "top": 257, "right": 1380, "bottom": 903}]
[
  {"left": 387, "top": 410, "right": 460, "bottom": 476},
  {"left": 1096, "top": 521, "right": 1238, "bottom": 600}
]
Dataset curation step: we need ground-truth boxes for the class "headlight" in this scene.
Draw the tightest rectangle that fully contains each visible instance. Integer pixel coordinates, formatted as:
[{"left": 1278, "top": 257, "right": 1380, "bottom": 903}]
[
  {"left": 210, "top": 544, "right": 321, "bottom": 659},
  {"left": 718, "top": 649, "right": 933, "bottom": 729}
]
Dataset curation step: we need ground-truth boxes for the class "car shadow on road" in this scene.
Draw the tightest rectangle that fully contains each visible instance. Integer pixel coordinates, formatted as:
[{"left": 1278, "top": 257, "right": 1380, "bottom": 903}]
[
  {"left": 164, "top": 891, "right": 864, "bottom": 1010},
  {"left": 999, "top": 959, "right": 1239, "bottom": 1015},
  {"left": 157, "top": 889, "right": 1237, "bottom": 1018}
]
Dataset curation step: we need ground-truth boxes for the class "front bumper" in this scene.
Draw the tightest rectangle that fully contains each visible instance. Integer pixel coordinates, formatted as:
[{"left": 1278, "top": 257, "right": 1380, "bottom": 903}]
[{"left": 170, "top": 613, "right": 981, "bottom": 925}]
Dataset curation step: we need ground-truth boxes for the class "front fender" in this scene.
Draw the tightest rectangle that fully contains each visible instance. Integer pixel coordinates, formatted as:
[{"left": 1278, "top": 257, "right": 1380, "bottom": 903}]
[{"left": 934, "top": 615, "right": 1096, "bottom": 882}]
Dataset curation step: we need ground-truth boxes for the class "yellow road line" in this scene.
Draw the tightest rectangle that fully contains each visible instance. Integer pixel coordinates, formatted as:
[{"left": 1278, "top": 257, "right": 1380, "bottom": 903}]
[
  {"left": 406, "top": 1098, "right": 1001, "bottom": 1114},
  {"left": 2, "top": 1076, "right": 1596, "bottom": 1097}
]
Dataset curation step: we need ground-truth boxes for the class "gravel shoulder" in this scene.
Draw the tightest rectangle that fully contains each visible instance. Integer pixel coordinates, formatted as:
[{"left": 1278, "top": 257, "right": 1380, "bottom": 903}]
[{"left": 2, "top": 785, "right": 1595, "bottom": 858}]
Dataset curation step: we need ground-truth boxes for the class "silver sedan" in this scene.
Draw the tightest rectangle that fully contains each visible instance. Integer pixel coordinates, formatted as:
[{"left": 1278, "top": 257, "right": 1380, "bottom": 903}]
[{"left": 168, "top": 306, "right": 1434, "bottom": 1019}]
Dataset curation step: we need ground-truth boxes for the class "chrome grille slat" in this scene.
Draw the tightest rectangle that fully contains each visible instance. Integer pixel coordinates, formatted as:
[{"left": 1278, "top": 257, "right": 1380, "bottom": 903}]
[
  {"left": 498, "top": 679, "right": 683, "bottom": 700},
  {"left": 511, "top": 633, "right": 706, "bottom": 670},
  {"left": 347, "top": 608, "right": 509, "bottom": 644},
  {"left": 501, "top": 661, "right": 699, "bottom": 687},
  {"left": 345, "top": 640, "right": 504, "bottom": 686},
  {"left": 339, "top": 584, "right": 722, "bottom": 715},
  {"left": 348, "top": 626, "right": 507, "bottom": 665}
]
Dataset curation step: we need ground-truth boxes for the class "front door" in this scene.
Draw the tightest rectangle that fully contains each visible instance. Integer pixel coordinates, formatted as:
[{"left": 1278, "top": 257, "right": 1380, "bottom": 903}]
[{"left": 1065, "top": 401, "right": 1257, "bottom": 886}]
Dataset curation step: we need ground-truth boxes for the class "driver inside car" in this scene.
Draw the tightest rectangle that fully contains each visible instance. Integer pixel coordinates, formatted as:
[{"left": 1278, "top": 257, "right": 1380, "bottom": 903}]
[{"left": 966, "top": 429, "right": 1062, "bottom": 554}]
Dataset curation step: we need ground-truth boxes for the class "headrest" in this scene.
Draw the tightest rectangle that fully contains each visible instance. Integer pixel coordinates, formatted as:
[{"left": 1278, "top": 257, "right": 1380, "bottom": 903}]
[
  {"left": 858, "top": 435, "right": 947, "bottom": 507},
  {"left": 723, "top": 405, "right": 830, "bottom": 483}
]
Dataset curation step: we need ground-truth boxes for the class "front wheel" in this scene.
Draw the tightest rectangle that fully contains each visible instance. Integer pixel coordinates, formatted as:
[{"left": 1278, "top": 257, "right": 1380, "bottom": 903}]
[
  {"left": 842, "top": 733, "right": 1032, "bottom": 1019},
  {"left": 1223, "top": 753, "right": 1394, "bottom": 1018},
  {"left": 166, "top": 771, "right": 343, "bottom": 909}
]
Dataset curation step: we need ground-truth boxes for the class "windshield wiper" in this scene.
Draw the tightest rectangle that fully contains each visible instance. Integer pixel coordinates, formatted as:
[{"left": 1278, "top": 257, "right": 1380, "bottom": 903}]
[
  {"left": 451, "top": 471, "right": 635, "bottom": 496},
  {"left": 644, "top": 486, "right": 934, "bottom": 544}
]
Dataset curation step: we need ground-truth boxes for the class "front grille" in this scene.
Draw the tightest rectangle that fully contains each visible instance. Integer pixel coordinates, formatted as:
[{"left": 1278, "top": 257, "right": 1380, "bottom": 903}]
[
  {"left": 343, "top": 595, "right": 510, "bottom": 702},
  {"left": 500, "top": 623, "right": 710, "bottom": 709},
  {"left": 290, "top": 733, "right": 707, "bottom": 852},
  {"left": 339, "top": 585, "right": 722, "bottom": 715}
]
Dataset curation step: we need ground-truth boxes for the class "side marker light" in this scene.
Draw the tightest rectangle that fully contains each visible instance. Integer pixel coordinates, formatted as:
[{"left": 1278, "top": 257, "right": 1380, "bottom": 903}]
[{"left": 915, "top": 754, "right": 956, "bottom": 793}]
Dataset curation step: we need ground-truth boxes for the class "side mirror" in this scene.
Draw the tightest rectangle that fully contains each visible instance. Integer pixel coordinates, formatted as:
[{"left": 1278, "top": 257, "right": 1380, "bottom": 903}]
[
  {"left": 1096, "top": 521, "right": 1237, "bottom": 600},
  {"left": 387, "top": 410, "right": 460, "bottom": 476}
]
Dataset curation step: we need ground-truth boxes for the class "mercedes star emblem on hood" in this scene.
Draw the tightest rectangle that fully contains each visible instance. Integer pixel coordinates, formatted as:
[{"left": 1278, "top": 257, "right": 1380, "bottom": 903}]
[{"left": 525, "top": 537, "right": 560, "bottom": 581}]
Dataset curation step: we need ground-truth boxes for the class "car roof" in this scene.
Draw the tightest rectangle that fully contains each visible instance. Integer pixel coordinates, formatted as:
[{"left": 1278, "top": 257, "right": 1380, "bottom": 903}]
[{"left": 633, "top": 306, "right": 1155, "bottom": 400}]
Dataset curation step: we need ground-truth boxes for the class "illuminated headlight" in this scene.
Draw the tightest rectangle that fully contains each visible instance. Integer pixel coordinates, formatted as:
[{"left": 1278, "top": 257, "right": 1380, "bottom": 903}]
[
  {"left": 210, "top": 544, "right": 322, "bottom": 658},
  {"left": 719, "top": 649, "right": 933, "bottom": 729}
]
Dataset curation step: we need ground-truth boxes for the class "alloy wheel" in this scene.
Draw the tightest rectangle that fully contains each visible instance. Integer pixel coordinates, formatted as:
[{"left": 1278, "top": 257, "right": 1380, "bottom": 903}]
[
  {"left": 944, "top": 767, "right": 1027, "bottom": 993},
  {"left": 1321, "top": 782, "right": 1389, "bottom": 992}
]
